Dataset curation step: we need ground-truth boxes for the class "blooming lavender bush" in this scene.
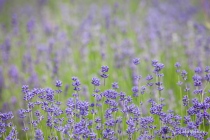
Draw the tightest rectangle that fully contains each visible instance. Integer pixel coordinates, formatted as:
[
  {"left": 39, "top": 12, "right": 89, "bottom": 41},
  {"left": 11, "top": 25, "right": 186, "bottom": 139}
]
[
  {"left": 0, "top": 0, "right": 210, "bottom": 139},
  {"left": 0, "top": 61, "right": 210, "bottom": 139}
]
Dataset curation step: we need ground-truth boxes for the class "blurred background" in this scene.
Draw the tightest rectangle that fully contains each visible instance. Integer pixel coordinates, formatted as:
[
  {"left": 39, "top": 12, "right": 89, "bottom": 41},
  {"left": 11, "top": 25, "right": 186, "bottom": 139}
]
[{"left": 0, "top": 0, "right": 210, "bottom": 129}]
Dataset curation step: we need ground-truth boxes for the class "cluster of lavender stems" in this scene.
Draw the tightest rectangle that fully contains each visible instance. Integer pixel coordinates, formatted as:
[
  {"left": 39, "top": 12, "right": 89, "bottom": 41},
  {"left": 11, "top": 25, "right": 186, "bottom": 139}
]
[{"left": 0, "top": 60, "right": 210, "bottom": 140}]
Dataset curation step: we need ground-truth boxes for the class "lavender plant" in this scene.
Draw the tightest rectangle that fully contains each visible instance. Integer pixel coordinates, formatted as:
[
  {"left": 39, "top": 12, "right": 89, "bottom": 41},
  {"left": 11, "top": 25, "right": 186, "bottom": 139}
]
[
  {"left": 0, "top": 61, "right": 209, "bottom": 140},
  {"left": 0, "top": 0, "right": 210, "bottom": 140}
]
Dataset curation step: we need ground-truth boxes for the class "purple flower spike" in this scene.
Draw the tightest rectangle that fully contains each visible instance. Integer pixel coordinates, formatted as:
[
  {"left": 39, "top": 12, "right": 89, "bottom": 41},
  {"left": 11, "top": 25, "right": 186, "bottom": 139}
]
[
  {"left": 152, "top": 60, "right": 158, "bottom": 66},
  {"left": 194, "top": 67, "right": 202, "bottom": 74},
  {"left": 205, "top": 66, "right": 210, "bottom": 73},
  {"left": 101, "top": 66, "right": 109, "bottom": 73},
  {"left": 146, "top": 75, "right": 153, "bottom": 81},
  {"left": 133, "top": 58, "right": 140, "bottom": 65},
  {"left": 132, "top": 86, "right": 139, "bottom": 93},
  {"left": 175, "top": 62, "right": 181, "bottom": 68},
  {"left": 55, "top": 80, "right": 62, "bottom": 87},
  {"left": 45, "top": 88, "right": 54, "bottom": 102},
  {"left": 91, "top": 77, "right": 100, "bottom": 86},
  {"left": 154, "top": 63, "right": 164, "bottom": 73},
  {"left": 112, "top": 82, "right": 119, "bottom": 89},
  {"left": 35, "top": 129, "right": 44, "bottom": 140}
]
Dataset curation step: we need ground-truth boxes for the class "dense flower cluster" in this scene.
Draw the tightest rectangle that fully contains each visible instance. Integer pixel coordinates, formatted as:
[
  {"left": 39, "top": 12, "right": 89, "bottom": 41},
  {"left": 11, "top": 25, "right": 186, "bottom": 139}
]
[
  {"left": 0, "top": 61, "right": 210, "bottom": 139},
  {"left": 0, "top": 0, "right": 210, "bottom": 139}
]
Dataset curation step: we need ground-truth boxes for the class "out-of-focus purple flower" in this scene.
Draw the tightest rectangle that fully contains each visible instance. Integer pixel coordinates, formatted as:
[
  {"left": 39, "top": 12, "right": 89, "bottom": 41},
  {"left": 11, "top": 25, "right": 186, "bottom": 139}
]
[
  {"left": 205, "top": 74, "right": 210, "bottom": 82},
  {"left": 132, "top": 86, "right": 139, "bottom": 93},
  {"left": 139, "top": 86, "right": 146, "bottom": 94},
  {"left": 162, "top": 126, "right": 171, "bottom": 135},
  {"left": 8, "top": 65, "right": 19, "bottom": 83},
  {"left": 193, "top": 75, "right": 202, "bottom": 87},
  {"left": 140, "top": 116, "right": 154, "bottom": 129},
  {"left": 182, "top": 95, "right": 189, "bottom": 106},
  {"left": 181, "top": 70, "right": 188, "bottom": 80},
  {"left": 76, "top": 100, "right": 89, "bottom": 116},
  {"left": 146, "top": 75, "right": 153, "bottom": 81},
  {"left": 193, "top": 89, "right": 203, "bottom": 94},
  {"left": 187, "top": 121, "right": 196, "bottom": 129},
  {"left": 205, "top": 66, "right": 210, "bottom": 73},
  {"left": 157, "top": 86, "right": 164, "bottom": 91},
  {"left": 184, "top": 116, "right": 191, "bottom": 124},
  {"left": 5, "top": 126, "right": 18, "bottom": 140},
  {"left": 72, "top": 80, "right": 81, "bottom": 87},
  {"left": 103, "top": 89, "right": 118, "bottom": 99},
  {"left": 105, "top": 99, "right": 118, "bottom": 107},
  {"left": 55, "top": 80, "right": 62, "bottom": 88},
  {"left": 105, "top": 118, "right": 116, "bottom": 127},
  {"left": 112, "top": 82, "right": 119, "bottom": 89},
  {"left": 153, "top": 63, "right": 164, "bottom": 73},
  {"left": 73, "top": 119, "right": 90, "bottom": 135},
  {"left": 27, "top": 19, "right": 35, "bottom": 33},
  {"left": 100, "top": 73, "right": 108, "bottom": 79},
  {"left": 45, "top": 88, "right": 54, "bottom": 102},
  {"left": 22, "top": 85, "right": 29, "bottom": 94},
  {"left": 101, "top": 66, "right": 109, "bottom": 73},
  {"left": 35, "top": 129, "right": 44, "bottom": 140},
  {"left": 22, "top": 127, "right": 29, "bottom": 132},
  {"left": 72, "top": 77, "right": 81, "bottom": 91},
  {"left": 0, "top": 67, "right": 4, "bottom": 96},
  {"left": 18, "top": 109, "right": 26, "bottom": 119},
  {"left": 119, "top": 92, "right": 126, "bottom": 101},
  {"left": 91, "top": 77, "right": 100, "bottom": 86},
  {"left": 152, "top": 60, "right": 158, "bottom": 66},
  {"left": 103, "top": 128, "right": 115, "bottom": 139},
  {"left": 133, "top": 58, "right": 140, "bottom": 65},
  {"left": 134, "top": 75, "right": 142, "bottom": 81},
  {"left": 0, "top": 112, "right": 14, "bottom": 121},
  {"left": 194, "top": 67, "right": 202, "bottom": 74},
  {"left": 72, "top": 77, "right": 78, "bottom": 81},
  {"left": 66, "top": 98, "right": 75, "bottom": 108},
  {"left": 175, "top": 62, "right": 181, "bottom": 68}
]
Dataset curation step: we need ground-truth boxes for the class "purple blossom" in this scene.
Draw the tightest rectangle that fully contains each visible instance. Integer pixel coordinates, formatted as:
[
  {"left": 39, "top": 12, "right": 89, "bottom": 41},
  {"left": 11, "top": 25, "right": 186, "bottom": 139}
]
[
  {"left": 194, "top": 67, "right": 202, "bottom": 74},
  {"left": 103, "top": 128, "right": 115, "bottom": 139},
  {"left": 205, "top": 66, "right": 210, "bottom": 73},
  {"left": 152, "top": 60, "right": 158, "bottom": 67},
  {"left": 146, "top": 75, "right": 153, "bottom": 81},
  {"left": 72, "top": 77, "right": 81, "bottom": 91},
  {"left": 45, "top": 88, "right": 54, "bottom": 102},
  {"left": 22, "top": 85, "right": 29, "bottom": 94},
  {"left": 140, "top": 86, "right": 146, "bottom": 94},
  {"left": 101, "top": 66, "right": 109, "bottom": 73},
  {"left": 55, "top": 80, "right": 62, "bottom": 87},
  {"left": 133, "top": 58, "right": 140, "bottom": 65},
  {"left": 175, "top": 62, "right": 181, "bottom": 68},
  {"left": 0, "top": 112, "right": 14, "bottom": 121},
  {"left": 182, "top": 95, "right": 189, "bottom": 106},
  {"left": 205, "top": 74, "right": 210, "bottom": 82},
  {"left": 103, "top": 89, "right": 118, "bottom": 99},
  {"left": 91, "top": 77, "right": 100, "bottom": 86},
  {"left": 153, "top": 62, "right": 164, "bottom": 73},
  {"left": 100, "top": 73, "right": 108, "bottom": 78},
  {"left": 132, "top": 86, "right": 139, "bottom": 93},
  {"left": 134, "top": 75, "right": 142, "bottom": 81},
  {"left": 181, "top": 70, "right": 188, "bottom": 80},
  {"left": 160, "top": 126, "right": 169, "bottom": 135},
  {"left": 35, "top": 129, "right": 44, "bottom": 140},
  {"left": 112, "top": 82, "right": 119, "bottom": 89}
]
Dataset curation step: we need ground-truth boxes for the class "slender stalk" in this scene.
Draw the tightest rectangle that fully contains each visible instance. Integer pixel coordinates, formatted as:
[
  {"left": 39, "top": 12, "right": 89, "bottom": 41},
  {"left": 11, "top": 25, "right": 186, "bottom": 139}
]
[
  {"left": 157, "top": 75, "right": 162, "bottom": 129},
  {"left": 23, "top": 121, "right": 28, "bottom": 140},
  {"left": 178, "top": 75, "right": 183, "bottom": 125}
]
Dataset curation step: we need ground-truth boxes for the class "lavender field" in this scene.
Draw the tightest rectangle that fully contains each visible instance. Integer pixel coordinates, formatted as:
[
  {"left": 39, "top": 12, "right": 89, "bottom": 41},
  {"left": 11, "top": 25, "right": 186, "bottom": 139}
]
[{"left": 0, "top": 0, "right": 210, "bottom": 139}]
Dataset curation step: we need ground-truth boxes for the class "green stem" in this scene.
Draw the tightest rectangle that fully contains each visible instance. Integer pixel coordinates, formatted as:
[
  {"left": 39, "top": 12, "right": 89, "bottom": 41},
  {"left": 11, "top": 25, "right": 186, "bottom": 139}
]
[
  {"left": 23, "top": 121, "right": 28, "bottom": 140},
  {"left": 178, "top": 75, "right": 183, "bottom": 126}
]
